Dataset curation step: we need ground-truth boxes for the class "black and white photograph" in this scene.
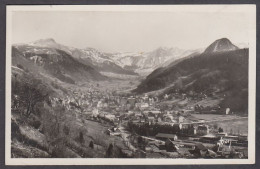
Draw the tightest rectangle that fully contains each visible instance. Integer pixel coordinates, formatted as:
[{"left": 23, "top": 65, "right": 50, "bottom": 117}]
[{"left": 5, "top": 5, "right": 256, "bottom": 165}]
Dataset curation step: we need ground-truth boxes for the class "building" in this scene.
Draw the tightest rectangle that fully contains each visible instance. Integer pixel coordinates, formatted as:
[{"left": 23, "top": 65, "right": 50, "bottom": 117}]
[
  {"left": 155, "top": 133, "right": 178, "bottom": 141},
  {"left": 216, "top": 132, "right": 228, "bottom": 137},
  {"left": 106, "top": 127, "right": 121, "bottom": 136},
  {"left": 163, "top": 115, "right": 175, "bottom": 123},
  {"left": 92, "top": 108, "right": 99, "bottom": 118},
  {"left": 128, "top": 97, "right": 136, "bottom": 107},
  {"left": 147, "top": 116, "right": 155, "bottom": 124},
  {"left": 188, "top": 143, "right": 208, "bottom": 157},
  {"left": 226, "top": 108, "right": 230, "bottom": 115},
  {"left": 104, "top": 114, "right": 116, "bottom": 121},
  {"left": 200, "top": 134, "right": 219, "bottom": 143},
  {"left": 140, "top": 103, "right": 149, "bottom": 108},
  {"left": 165, "top": 139, "right": 178, "bottom": 152},
  {"left": 178, "top": 116, "right": 185, "bottom": 123},
  {"left": 143, "top": 110, "right": 161, "bottom": 116},
  {"left": 197, "top": 125, "right": 209, "bottom": 135}
]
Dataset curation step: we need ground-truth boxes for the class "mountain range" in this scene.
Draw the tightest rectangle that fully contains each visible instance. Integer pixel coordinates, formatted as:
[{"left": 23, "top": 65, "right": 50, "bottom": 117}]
[{"left": 14, "top": 38, "right": 201, "bottom": 77}]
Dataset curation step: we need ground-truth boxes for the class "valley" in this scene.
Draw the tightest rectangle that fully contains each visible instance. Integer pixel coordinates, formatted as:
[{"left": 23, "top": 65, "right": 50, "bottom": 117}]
[{"left": 11, "top": 38, "right": 249, "bottom": 159}]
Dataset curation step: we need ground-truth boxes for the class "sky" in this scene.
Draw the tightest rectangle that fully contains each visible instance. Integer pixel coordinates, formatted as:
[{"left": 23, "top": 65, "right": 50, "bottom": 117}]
[{"left": 11, "top": 8, "right": 252, "bottom": 53}]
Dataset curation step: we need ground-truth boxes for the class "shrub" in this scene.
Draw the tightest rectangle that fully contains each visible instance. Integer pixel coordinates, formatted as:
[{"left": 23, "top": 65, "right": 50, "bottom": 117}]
[
  {"left": 78, "top": 131, "right": 84, "bottom": 144},
  {"left": 89, "top": 140, "right": 94, "bottom": 149},
  {"left": 16, "top": 64, "right": 24, "bottom": 70}
]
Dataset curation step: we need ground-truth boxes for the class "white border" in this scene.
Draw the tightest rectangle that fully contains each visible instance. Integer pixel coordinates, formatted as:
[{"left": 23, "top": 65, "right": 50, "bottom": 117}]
[{"left": 5, "top": 5, "right": 256, "bottom": 165}]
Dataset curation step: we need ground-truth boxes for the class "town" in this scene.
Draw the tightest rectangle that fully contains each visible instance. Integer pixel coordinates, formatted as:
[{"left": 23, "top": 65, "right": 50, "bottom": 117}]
[{"left": 42, "top": 85, "right": 248, "bottom": 159}]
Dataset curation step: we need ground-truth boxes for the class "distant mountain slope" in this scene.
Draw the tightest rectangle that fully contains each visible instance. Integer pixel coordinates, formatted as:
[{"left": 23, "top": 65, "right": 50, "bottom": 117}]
[
  {"left": 22, "top": 39, "right": 137, "bottom": 76},
  {"left": 112, "top": 47, "right": 200, "bottom": 75},
  {"left": 12, "top": 45, "right": 106, "bottom": 84},
  {"left": 70, "top": 48, "right": 138, "bottom": 75},
  {"left": 134, "top": 49, "right": 247, "bottom": 92}
]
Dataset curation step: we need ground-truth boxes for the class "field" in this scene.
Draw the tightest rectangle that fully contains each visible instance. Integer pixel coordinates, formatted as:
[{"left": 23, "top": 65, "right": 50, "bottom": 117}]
[
  {"left": 191, "top": 114, "right": 248, "bottom": 135},
  {"left": 214, "top": 118, "right": 248, "bottom": 135}
]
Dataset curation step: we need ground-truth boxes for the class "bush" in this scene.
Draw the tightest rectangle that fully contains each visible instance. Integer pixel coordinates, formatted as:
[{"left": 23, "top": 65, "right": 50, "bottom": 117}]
[{"left": 29, "top": 120, "right": 41, "bottom": 129}]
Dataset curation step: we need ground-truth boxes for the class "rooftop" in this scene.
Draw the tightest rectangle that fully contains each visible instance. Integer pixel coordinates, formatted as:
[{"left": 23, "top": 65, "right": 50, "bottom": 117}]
[{"left": 155, "top": 133, "right": 178, "bottom": 139}]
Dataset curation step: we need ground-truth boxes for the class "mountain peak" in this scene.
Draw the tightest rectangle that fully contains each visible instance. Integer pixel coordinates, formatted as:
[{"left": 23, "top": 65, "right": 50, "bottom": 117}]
[
  {"left": 156, "top": 47, "right": 168, "bottom": 51},
  {"left": 35, "top": 38, "right": 56, "bottom": 43},
  {"left": 204, "top": 38, "right": 239, "bottom": 53},
  {"left": 30, "top": 38, "right": 57, "bottom": 46}
]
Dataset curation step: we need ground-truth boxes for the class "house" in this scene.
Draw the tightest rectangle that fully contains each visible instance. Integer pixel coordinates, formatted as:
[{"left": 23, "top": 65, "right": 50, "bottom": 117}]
[
  {"left": 147, "top": 116, "right": 155, "bottom": 124},
  {"left": 140, "top": 103, "right": 149, "bottom": 108},
  {"left": 97, "top": 100, "right": 103, "bottom": 108},
  {"left": 143, "top": 110, "right": 161, "bottom": 116},
  {"left": 216, "top": 132, "right": 228, "bottom": 137},
  {"left": 92, "top": 108, "right": 99, "bottom": 118},
  {"left": 104, "top": 114, "right": 116, "bottom": 121},
  {"left": 140, "top": 117, "right": 146, "bottom": 123},
  {"left": 142, "top": 94, "right": 149, "bottom": 102},
  {"left": 127, "top": 97, "right": 136, "bottom": 108},
  {"left": 188, "top": 143, "right": 208, "bottom": 157},
  {"left": 197, "top": 125, "right": 209, "bottom": 135},
  {"left": 178, "top": 116, "right": 185, "bottom": 123},
  {"left": 155, "top": 133, "right": 178, "bottom": 141},
  {"left": 106, "top": 127, "right": 121, "bottom": 136},
  {"left": 222, "top": 135, "right": 239, "bottom": 145},
  {"left": 120, "top": 97, "right": 128, "bottom": 106},
  {"left": 149, "top": 98, "right": 155, "bottom": 105},
  {"left": 157, "top": 117, "right": 162, "bottom": 122},
  {"left": 226, "top": 108, "right": 230, "bottom": 115},
  {"left": 163, "top": 115, "right": 174, "bottom": 122},
  {"left": 238, "top": 135, "right": 248, "bottom": 141},
  {"left": 165, "top": 139, "right": 178, "bottom": 152}
]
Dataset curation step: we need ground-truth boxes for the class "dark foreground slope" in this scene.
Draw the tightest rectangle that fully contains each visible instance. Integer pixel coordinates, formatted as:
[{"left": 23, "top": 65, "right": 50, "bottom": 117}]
[{"left": 11, "top": 68, "right": 128, "bottom": 158}]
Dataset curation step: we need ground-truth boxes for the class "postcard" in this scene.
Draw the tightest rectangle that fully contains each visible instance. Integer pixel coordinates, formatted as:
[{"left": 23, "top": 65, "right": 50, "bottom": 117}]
[{"left": 5, "top": 5, "right": 256, "bottom": 165}]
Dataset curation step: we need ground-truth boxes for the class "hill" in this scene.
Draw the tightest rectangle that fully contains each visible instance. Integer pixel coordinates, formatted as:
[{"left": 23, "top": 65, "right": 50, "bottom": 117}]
[{"left": 134, "top": 38, "right": 248, "bottom": 113}]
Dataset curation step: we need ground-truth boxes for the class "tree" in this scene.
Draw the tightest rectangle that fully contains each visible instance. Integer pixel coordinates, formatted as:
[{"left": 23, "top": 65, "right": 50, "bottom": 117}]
[
  {"left": 89, "top": 140, "right": 94, "bottom": 149},
  {"left": 63, "top": 125, "right": 70, "bottom": 136},
  {"left": 218, "top": 127, "right": 224, "bottom": 133},
  {"left": 106, "top": 143, "right": 113, "bottom": 157},
  {"left": 79, "top": 131, "right": 84, "bottom": 144},
  {"left": 15, "top": 74, "right": 51, "bottom": 116}
]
